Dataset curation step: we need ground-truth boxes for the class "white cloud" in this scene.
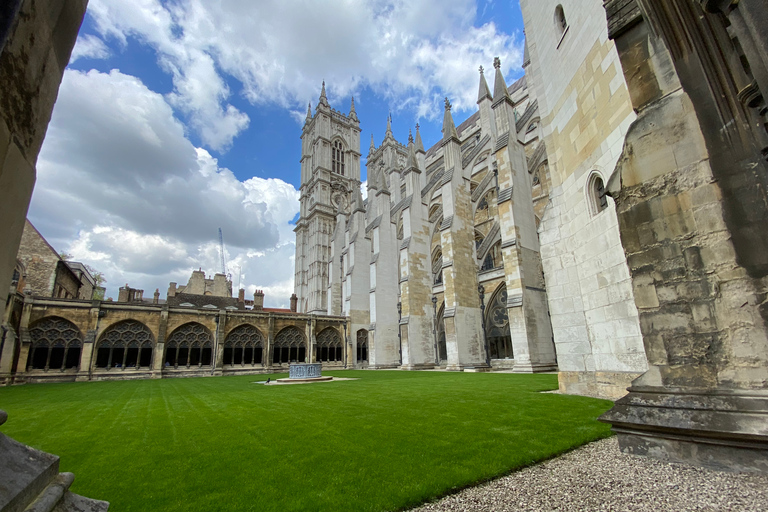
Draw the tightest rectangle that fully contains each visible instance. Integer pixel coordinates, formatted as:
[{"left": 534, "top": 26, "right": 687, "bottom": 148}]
[
  {"left": 86, "top": 0, "right": 522, "bottom": 139},
  {"left": 70, "top": 34, "right": 111, "bottom": 62},
  {"left": 30, "top": 69, "right": 299, "bottom": 306}
]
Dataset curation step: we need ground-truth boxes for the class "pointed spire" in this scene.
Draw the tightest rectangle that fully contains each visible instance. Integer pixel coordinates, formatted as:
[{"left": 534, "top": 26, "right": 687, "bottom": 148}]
[
  {"left": 305, "top": 102, "right": 312, "bottom": 123},
  {"left": 385, "top": 112, "right": 393, "bottom": 139},
  {"left": 477, "top": 65, "right": 492, "bottom": 103},
  {"left": 408, "top": 128, "right": 414, "bottom": 145},
  {"left": 492, "top": 57, "right": 511, "bottom": 104},
  {"left": 415, "top": 123, "right": 424, "bottom": 153},
  {"left": 349, "top": 96, "right": 358, "bottom": 121},
  {"left": 369, "top": 133, "right": 375, "bottom": 154},
  {"left": 354, "top": 183, "right": 365, "bottom": 213},
  {"left": 406, "top": 131, "right": 418, "bottom": 170},
  {"left": 442, "top": 97, "right": 458, "bottom": 142},
  {"left": 319, "top": 80, "right": 329, "bottom": 107}
]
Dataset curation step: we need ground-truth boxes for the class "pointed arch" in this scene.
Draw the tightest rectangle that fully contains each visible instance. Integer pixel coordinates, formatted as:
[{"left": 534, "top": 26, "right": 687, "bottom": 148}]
[
  {"left": 27, "top": 317, "right": 83, "bottom": 371},
  {"left": 356, "top": 329, "right": 368, "bottom": 364},
  {"left": 95, "top": 319, "right": 154, "bottom": 370},
  {"left": 224, "top": 324, "right": 265, "bottom": 367},
  {"left": 435, "top": 302, "right": 447, "bottom": 364},
  {"left": 273, "top": 326, "right": 306, "bottom": 364},
  {"left": 315, "top": 327, "right": 343, "bottom": 363},
  {"left": 485, "top": 284, "right": 513, "bottom": 360},
  {"left": 165, "top": 322, "right": 213, "bottom": 369}
]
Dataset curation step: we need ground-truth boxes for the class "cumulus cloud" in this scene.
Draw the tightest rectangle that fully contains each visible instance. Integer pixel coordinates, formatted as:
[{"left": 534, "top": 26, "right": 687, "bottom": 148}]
[
  {"left": 70, "top": 34, "right": 111, "bottom": 62},
  {"left": 86, "top": 0, "right": 522, "bottom": 133},
  {"left": 30, "top": 69, "right": 299, "bottom": 307}
]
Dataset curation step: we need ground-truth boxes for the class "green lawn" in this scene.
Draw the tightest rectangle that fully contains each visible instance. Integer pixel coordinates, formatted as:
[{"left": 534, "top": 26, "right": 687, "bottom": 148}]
[{"left": 0, "top": 371, "right": 613, "bottom": 511}]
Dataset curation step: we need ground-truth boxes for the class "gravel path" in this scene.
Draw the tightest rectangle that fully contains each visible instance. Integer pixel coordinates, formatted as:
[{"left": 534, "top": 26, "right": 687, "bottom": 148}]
[{"left": 410, "top": 437, "right": 768, "bottom": 511}]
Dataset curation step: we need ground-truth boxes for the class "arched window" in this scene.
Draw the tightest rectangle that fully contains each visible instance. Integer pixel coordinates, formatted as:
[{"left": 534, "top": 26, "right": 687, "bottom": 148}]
[
  {"left": 555, "top": 5, "right": 568, "bottom": 36},
  {"left": 27, "top": 317, "right": 82, "bottom": 371},
  {"left": 356, "top": 329, "right": 368, "bottom": 363},
  {"left": 273, "top": 326, "right": 306, "bottom": 364},
  {"left": 224, "top": 324, "right": 264, "bottom": 367},
  {"left": 587, "top": 171, "right": 609, "bottom": 216},
  {"left": 485, "top": 285, "right": 513, "bottom": 360},
  {"left": 432, "top": 248, "right": 443, "bottom": 285},
  {"left": 164, "top": 323, "right": 212, "bottom": 369},
  {"left": 526, "top": 121, "right": 538, "bottom": 133},
  {"left": 332, "top": 140, "right": 345, "bottom": 175},
  {"left": 96, "top": 320, "right": 154, "bottom": 370},
  {"left": 435, "top": 303, "right": 447, "bottom": 364},
  {"left": 315, "top": 327, "right": 343, "bottom": 363},
  {"left": 480, "top": 241, "right": 502, "bottom": 272}
]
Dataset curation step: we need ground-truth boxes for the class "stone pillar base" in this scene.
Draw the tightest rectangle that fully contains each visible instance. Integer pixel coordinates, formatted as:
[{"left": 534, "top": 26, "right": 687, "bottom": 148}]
[
  {"left": 445, "top": 363, "right": 489, "bottom": 372},
  {"left": 399, "top": 363, "right": 437, "bottom": 371},
  {"left": 512, "top": 362, "right": 558, "bottom": 373},
  {"left": 367, "top": 364, "right": 400, "bottom": 370},
  {"left": 600, "top": 387, "right": 768, "bottom": 474}
]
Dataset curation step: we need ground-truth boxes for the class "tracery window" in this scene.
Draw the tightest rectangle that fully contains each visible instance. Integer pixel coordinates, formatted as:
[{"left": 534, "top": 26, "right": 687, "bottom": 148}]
[
  {"left": 332, "top": 140, "right": 345, "bottom": 175},
  {"left": 27, "top": 317, "right": 82, "bottom": 371},
  {"left": 96, "top": 320, "right": 154, "bottom": 370},
  {"left": 164, "top": 323, "right": 212, "bottom": 368},
  {"left": 481, "top": 241, "right": 503, "bottom": 272},
  {"left": 224, "top": 324, "right": 264, "bottom": 366},
  {"left": 273, "top": 326, "right": 306, "bottom": 364},
  {"left": 486, "top": 285, "right": 513, "bottom": 359},
  {"left": 356, "top": 329, "right": 368, "bottom": 363},
  {"left": 315, "top": 327, "right": 343, "bottom": 363}
]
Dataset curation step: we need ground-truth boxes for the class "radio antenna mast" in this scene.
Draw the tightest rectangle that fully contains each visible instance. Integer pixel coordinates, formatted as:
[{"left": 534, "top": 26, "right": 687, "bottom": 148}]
[{"left": 218, "top": 228, "right": 227, "bottom": 275}]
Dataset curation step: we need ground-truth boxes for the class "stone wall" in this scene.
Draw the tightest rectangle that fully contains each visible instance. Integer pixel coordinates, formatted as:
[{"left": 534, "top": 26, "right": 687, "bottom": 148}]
[
  {"left": 520, "top": 0, "right": 646, "bottom": 398},
  {"left": 600, "top": 0, "right": 768, "bottom": 473},
  {"left": 0, "top": 0, "right": 88, "bottom": 305}
]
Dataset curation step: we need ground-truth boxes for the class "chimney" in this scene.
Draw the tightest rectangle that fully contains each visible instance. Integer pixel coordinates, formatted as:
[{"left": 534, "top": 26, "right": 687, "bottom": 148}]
[
  {"left": 290, "top": 293, "right": 298, "bottom": 312},
  {"left": 253, "top": 289, "right": 264, "bottom": 311},
  {"left": 153, "top": 289, "right": 160, "bottom": 304},
  {"left": 238, "top": 288, "right": 245, "bottom": 306},
  {"left": 168, "top": 282, "right": 177, "bottom": 297},
  {"left": 118, "top": 284, "right": 129, "bottom": 303}
]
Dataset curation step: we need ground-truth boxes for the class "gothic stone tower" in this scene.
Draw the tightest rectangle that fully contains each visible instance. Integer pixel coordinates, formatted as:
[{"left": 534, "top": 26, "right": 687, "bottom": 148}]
[{"left": 294, "top": 84, "right": 362, "bottom": 314}]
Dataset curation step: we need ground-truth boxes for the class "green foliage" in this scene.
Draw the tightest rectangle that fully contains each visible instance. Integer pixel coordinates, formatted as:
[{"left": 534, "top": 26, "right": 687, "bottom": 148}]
[
  {"left": 84, "top": 264, "right": 106, "bottom": 287},
  {"left": 59, "top": 252, "right": 72, "bottom": 261},
  {"left": 0, "top": 372, "right": 613, "bottom": 512}
]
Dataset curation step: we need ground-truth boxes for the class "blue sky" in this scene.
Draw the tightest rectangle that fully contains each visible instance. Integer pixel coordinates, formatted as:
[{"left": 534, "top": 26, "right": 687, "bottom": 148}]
[{"left": 29, "top": 0, "right": 526, "bottom": 307}]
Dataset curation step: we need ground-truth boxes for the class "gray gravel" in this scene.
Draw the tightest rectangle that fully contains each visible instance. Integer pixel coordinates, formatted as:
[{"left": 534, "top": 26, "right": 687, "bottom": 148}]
[{"left": 410, "top": 437, "right": 768, "bottom": 511}]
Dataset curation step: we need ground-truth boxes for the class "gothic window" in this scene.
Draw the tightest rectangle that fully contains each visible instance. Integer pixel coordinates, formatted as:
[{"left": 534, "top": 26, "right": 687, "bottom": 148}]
[
  {"left": 475, "top": 232, "right": 484, "bottom": 250},
  {"left": 315, "top": 327, "right": 343, "bottom": 363},
  {"left": 27, "top": 317, "right": 82, "bottom": 371},
  {"left": 486, "top": 285, "right": 513, "bottom": 359},
  {"left": 332, "top": 140, "right": 345, "bottom": 175},
  {"left": 356, "top": 329, "right": 368, "bottom": 363},
  {"left": 224, "top": 324, "right": 264, "bottom": 367},
  {"left": 273, "top": 326, "right": 306, "bottom": 364},
  {"left": 164, "top": 323, "right": 212, "bottom": 369},
  {"left": 481, "top": 241, "right": 502, "bottom": 272},
  {"left": 533, "top": 172, "right": 540, "bottom": 186},
  {"left": 432, "top": 248, "right": 443, "bottom": 285},
  {"left": 587, "top": 171, "right": 609, "bottom": 216},
  {"left": 96, "top": 320, "right": 154, "bottom": 370},
  {"left": 555, "top": 5, "right": 568, "bottom": 36},
  {"left": 475, "top": 189, "right": 497, "bottom": 224},
  {"left": 435, "top": 304, "right": 447, "bottom": 363}
]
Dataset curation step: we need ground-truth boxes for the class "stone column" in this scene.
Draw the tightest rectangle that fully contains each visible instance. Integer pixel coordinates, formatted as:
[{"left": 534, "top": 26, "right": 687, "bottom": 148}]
[
  {"left": 438, "top": 99, "right": 486, "bottom": 370},
  {"left": 495, "top": 141, "right": 557, "bottom": 372},
  {"left": 399, "top": 140, "right": 436, "bottom": 369},
  {"left": 265, "top": 314, "right": 275, "bottom": 368},
  {"left": 213, "top": 310, "right": 226, "bottom": 375}
]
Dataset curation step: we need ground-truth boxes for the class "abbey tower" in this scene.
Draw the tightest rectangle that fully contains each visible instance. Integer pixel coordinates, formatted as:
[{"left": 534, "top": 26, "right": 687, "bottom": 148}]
[{"left": 294, "top": 84, "right": 362, "bottom": 315}]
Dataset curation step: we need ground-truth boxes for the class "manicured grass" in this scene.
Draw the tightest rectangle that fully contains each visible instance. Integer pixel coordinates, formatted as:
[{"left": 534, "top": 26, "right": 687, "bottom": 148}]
[{"left": 0, "top": 371, "right": 613, "bottom": 511}]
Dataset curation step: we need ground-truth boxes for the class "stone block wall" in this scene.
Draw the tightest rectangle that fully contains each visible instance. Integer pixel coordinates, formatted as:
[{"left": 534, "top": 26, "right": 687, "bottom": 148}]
[
  {"left": 520, "top": 0, "right": 646, "bottom": 397},
  {"left": 0, "top": 0, "right": 88, "bottom": 304}
]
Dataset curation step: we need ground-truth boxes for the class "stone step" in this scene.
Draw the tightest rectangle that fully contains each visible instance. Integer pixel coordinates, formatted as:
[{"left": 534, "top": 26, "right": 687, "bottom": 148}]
[{"left": 0, "top": 411, "right": 109, "bottom": 512}]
